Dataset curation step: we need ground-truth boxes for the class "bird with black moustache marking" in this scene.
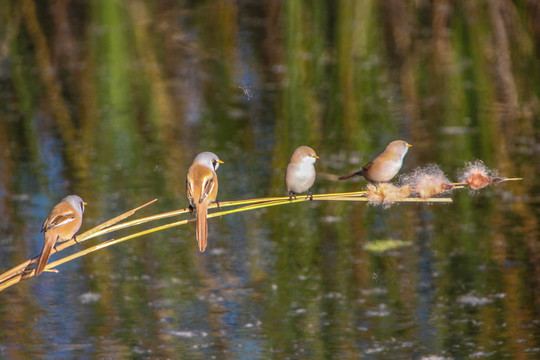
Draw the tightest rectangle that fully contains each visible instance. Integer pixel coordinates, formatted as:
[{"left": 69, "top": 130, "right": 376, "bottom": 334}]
[{"left": 186, "top": 152, "right": 223, "bottom": 252}]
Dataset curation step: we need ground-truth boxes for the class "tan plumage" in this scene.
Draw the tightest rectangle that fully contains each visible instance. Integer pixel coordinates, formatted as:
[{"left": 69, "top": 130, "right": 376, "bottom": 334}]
[
  {"left": 339, "top": 140, "right": 411, "bottom": 184},
  {"left": 285, "top": 146, "right": 319, "bottom": 200},
  {"left": 186, "top": 152, "right": 223, "bottom": 252},
  {"left": 36, "top": 195, "right": 86, "bottom": 276}
]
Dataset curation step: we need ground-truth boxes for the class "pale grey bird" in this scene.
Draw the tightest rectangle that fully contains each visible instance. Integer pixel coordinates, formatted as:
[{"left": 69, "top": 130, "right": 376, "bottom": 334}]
[{"left": 285, "top": 146, "right": 319, "bottom": 201}]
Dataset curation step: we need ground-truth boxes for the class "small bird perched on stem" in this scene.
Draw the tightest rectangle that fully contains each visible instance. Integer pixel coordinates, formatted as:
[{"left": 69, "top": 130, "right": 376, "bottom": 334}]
[
  {"left": 285, "top": 146, "right": 319, "bottom": 201},
  {"left": 339, "top": 140, "right": 411, "bottom": 184},
  {"left": 186, "top": 152, "right": 223, "bottom": 252},
  {"left": 36, "top": 195, "right": 86, "bottom": 276}
]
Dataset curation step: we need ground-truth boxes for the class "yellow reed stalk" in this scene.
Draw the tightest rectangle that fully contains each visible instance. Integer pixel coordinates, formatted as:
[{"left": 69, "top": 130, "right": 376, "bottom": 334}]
[
  {"left": 0, "top": 277, "right": 21, "bottom": 292},
  {"left": 80, "top": 207, "right": 189, "bottom": 242},
  {"left": 0, "top": 199, "right": 158, "bottom": 286},
  {"left": 12, "top": 199, "right": 292, "bottom": 284},
  {"left": 30, "top": 219, "right": 193, "bottom": 281},
  {"left": 63, "top": 194, "right": 454, "bottom": 260},
  {"left": 76, "top": 193, "right": 362, "bottom": 240},
  {"left": 59, "top": 199, "right": 159, "bottom": 247},
  {"left": 0, "top": 192, "right": 453, "bottom": 292},
  {"left": 24, "top": 195, "right": 376, "bottom": 279},
  {"left": 450, "top": 178, "right": 522, "bottom": 187},
  {"left": 78, "top": 191, "right": 371, "bottom": 240}
]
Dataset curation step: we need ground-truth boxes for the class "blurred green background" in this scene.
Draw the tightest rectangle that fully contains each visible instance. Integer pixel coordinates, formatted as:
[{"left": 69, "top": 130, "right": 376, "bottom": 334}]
[{"left": 0, "top": 0, "right": 539, "bottom": 358}]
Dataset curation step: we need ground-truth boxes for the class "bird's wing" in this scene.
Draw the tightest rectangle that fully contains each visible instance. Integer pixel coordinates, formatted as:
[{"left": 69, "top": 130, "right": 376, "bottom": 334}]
[
  {"left": 362, "top": 160, "right": 374, "bottom": 172},
  {"left": 199, "top": 173, "right": 216, "bottom": 204},
  {"left": 41, "top": 211, "right": 76, "bottom": 233},
  {"left": 186, "top": 176, "right": 196, "bottom": 208}
]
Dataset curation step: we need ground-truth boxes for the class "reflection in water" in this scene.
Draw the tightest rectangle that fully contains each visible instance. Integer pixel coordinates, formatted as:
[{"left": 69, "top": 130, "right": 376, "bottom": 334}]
[{"left": 0, "top": 0, "right": 539, "bottom": 358}]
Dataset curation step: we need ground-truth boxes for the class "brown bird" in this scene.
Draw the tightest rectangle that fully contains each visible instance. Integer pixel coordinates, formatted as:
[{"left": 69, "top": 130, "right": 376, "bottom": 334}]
[
  {"left": 285, "top": 146, "right": 319, "bottom": 201},
  {"left": 36, "top": 195, "right": 86, "bottom": 276},
  {"left": 339, "top": 140, "right": 411, "bottom": 184},
  {"left": 186, "top": 152, "right": 223, "bottom": 252}
]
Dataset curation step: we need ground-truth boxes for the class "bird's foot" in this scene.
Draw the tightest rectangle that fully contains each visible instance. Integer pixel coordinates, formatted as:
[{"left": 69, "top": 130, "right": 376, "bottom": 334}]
[{"left": 288, "top": 191, "right": 297, "bottom": 202}]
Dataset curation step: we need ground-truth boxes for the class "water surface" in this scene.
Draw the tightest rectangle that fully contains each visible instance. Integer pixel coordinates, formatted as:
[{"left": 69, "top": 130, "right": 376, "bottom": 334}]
[{"left": 0, "top": 1, "right": 539, "bottom": 358}]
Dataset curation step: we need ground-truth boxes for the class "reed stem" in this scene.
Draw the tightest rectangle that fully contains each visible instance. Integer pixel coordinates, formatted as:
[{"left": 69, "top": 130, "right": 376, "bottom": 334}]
[{"left": 0, "top": 191, "right": 453, "bottom": 292}]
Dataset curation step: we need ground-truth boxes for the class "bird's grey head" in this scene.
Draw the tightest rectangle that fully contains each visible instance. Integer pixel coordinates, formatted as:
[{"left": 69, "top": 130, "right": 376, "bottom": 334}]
[
  {"left": 387, "top": 140, "right": 412, "bottom": 160},
  {"left": 194, "top": 152, "right": 223, "bottom": 171},
  {"left": 62, "top": 195, "right": 86, "bottom": 215}
]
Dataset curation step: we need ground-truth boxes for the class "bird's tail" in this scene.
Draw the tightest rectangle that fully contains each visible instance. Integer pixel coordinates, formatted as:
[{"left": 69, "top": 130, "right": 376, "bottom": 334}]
[
  {"left": 338, "top": 170, "right": 363, "bottom": 180},
  {"left": 35, "top": 234, "right": 55, "bottom": 276},
  {"left": 195, "top": 203, "right": 209, "bottom": 252}
]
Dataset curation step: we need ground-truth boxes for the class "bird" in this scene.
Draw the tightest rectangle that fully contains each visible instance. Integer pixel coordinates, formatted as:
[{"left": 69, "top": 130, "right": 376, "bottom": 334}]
[
  {"left": 186, "top": 152, "right": 223, "bottom": 252},
  {"left": 36, "top": 195, "right": 86, "bottom": 276},
  {"left": 285, "top": 146, "right": 319, "bottom": 201},
  {"left": 339, "top": 140, "right": 412, "bottom": 184}
]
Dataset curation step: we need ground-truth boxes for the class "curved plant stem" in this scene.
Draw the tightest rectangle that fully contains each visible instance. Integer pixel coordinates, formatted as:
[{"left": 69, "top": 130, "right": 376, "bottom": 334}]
[
  {"left": 0, "top": 199, "right": 158, "bottom": 287},
  {"left": 0, "top": 192, "right": 452, "bottom": 292}
]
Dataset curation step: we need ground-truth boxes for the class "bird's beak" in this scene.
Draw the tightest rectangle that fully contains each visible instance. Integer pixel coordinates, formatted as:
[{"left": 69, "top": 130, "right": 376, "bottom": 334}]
[
  {"left": 83, "top": 202, "right": 88, "bottom": 206},
  {"left": 407, "top": 144, "right": 412, "bottom": 148},
  {"left": 313, "top": 155, "right": 319, "bottom": 159},
  {"left": 217, "top": 160, "right": 224, "bottom": 164}
]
